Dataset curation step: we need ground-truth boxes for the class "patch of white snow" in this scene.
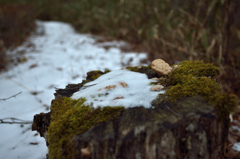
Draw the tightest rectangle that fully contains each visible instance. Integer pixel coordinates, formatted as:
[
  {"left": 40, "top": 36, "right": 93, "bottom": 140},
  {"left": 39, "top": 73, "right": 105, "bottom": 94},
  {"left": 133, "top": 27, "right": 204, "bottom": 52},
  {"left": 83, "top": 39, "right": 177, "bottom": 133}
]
[
  {"left": 233, "top": 142, "right": 240, "bottom": 152},
  {"left": 71, "top": 70, "right": 164, "bottom": 108}
]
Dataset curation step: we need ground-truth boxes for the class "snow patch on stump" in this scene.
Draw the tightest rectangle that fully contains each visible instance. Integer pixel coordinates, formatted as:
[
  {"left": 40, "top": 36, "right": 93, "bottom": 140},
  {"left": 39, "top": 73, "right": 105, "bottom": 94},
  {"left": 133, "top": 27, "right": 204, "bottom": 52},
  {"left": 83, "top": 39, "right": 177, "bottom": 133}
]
[{"left": 71, "top": 70, "right": 164, "bottom": 108}]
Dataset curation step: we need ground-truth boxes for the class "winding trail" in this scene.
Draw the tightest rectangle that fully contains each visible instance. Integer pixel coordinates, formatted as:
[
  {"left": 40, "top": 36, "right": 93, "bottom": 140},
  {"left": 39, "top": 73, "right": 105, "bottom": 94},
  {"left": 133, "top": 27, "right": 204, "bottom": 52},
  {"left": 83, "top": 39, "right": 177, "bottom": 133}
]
[{"left": 0, "top": 20, "right": 148, "bottom": 159}]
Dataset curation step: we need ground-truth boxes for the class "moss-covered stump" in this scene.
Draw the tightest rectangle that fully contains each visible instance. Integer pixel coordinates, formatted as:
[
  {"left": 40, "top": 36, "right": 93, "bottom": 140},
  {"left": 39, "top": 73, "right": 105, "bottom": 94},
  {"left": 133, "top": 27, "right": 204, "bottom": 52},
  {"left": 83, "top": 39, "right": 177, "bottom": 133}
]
[
  {"left": 72, "top": 96, "right": 228, "bottom": 159},
  {"left": 32, "top": 61, "right": 238, "bottom": 159}
]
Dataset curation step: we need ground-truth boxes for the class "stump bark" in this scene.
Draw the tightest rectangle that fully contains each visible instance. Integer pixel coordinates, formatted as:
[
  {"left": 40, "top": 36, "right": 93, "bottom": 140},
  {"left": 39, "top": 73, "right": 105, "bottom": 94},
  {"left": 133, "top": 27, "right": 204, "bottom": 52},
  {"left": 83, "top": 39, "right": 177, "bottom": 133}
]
[
  {"left": 33, "top": 95, "right": 229, "bottom": 159},
  {"left": 71, "top": 96, "right": 229, "bottom": 159}
]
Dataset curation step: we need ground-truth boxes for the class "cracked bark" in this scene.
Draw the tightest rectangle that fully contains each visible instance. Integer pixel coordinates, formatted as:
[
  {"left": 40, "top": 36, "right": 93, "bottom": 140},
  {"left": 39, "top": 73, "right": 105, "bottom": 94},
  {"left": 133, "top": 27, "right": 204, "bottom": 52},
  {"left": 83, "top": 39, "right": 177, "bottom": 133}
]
[
  {"left": 32, "top": 81, "right": 229, "bottom": 159},
  {"left": 69, "top": 96, "right": 229, "bottom": 159}
]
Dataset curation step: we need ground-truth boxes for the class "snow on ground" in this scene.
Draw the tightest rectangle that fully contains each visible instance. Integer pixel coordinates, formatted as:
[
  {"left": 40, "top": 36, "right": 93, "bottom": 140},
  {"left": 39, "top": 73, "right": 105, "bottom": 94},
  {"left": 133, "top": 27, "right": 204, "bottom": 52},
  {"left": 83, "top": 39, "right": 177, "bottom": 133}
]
[
  {"left": 0, "top": 20, "right": 148, "bottom": 159},
  {"left": 233, "top": 142, "right": 240, "bottom": 152},
  {"left": 231, "top": 125, "right": 240, "bottom": 152}
]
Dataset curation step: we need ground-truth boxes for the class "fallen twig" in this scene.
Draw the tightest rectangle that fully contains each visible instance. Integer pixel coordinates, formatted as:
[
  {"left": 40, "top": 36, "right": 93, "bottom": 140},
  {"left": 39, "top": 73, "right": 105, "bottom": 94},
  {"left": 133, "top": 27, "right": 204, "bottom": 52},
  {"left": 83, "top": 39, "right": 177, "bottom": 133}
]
[
  {"left": 0, "top": 117, "right": 32, "bottom": 124},
  {"left": 0, "top": 91, "right": 22, "bottom": 101},
  {"left": 0, "top": 74, "right": 41, "bottom": 95}
]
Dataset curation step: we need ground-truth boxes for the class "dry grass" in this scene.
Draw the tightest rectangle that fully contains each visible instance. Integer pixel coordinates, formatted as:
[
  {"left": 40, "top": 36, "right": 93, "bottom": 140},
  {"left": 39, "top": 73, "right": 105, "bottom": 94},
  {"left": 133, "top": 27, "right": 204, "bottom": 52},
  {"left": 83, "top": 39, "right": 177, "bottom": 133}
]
[
  {"left": 0, "top": 0, "right": 240, "bottom": 98},
  {"left": 0, "top": 2, "right": 36, "bottom": 71}
]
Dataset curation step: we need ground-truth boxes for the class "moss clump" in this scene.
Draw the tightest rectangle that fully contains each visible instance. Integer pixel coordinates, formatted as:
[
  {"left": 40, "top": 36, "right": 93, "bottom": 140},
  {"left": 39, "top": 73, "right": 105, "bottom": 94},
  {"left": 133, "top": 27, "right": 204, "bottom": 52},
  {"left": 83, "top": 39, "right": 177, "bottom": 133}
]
[
  {"left": 212, "top": 93, "right": 238, "bottom": 120},
  {"left": 126, "top": 65, "right": 158, "bottom": 78},
  {"left": 86, "top": 70, "right": 110, "bottom": 81},
  {"left": 149, "top": 82, "right": 159, "bottom": 85},
  {"left": 79, "top": 70, "right": 111, "bottom": 87},
  {"left": 80, "top": 70, "right": 111, "bottom": 87},
  {"left": 55, "top": 70, "right": 110, "bottom": 98},
  {"left": 158, "top": 61, "right": 238, "bottom": 120},
  {"left": 48, "top": 96, "right": 125, "bottom": 159},
  {"left": 165, "top": 76, "right": 221, "bottom": 102},
  {"left": 169, "top": 61, "right": 220, "bottom": 85}
]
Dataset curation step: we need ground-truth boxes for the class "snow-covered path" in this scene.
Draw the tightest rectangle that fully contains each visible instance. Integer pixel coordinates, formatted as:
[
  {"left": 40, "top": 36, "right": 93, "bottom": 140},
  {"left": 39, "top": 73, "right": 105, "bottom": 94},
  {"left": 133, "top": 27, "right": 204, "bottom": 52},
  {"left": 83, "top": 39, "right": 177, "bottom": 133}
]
[{"left": 0, "top": 21, "right": 147, "bottom": 159}]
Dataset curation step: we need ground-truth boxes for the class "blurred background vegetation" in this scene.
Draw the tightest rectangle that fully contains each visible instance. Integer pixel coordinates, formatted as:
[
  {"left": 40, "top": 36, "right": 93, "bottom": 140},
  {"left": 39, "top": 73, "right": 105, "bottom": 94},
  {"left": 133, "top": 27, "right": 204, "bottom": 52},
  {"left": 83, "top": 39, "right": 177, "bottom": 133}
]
[{"left": 0, "top": 0, "right": 239, "bottom": 97}]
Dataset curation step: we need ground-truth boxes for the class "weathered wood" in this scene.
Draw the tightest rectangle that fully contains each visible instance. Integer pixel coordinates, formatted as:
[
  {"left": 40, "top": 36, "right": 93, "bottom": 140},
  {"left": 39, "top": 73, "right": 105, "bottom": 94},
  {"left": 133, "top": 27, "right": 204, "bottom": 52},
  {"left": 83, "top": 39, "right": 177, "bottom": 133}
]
[
  {"left": 70, "top": 96, "right": 229, "bottom": 159},
  {"left": 32, "top": 95, "right": 229, "bottom": 159},
  {"left": 32, "top": 112, "right": 50, "bottom": 138},
  {"left": 32, "top": 91, "right": 229, "bottom": 158}
]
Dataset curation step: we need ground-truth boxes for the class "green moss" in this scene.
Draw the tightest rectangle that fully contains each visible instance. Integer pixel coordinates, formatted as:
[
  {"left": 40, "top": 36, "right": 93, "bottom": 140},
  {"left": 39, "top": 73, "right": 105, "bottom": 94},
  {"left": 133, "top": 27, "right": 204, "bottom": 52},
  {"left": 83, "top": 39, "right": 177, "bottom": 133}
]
[
  {"left": 126, "top": 65, "right": 158, "bottom": 78},
  {"left": 164, "top": 76, "right": 221, "bottom": 102},
  {"left": 48, "top": 96, "right": 125, "bottom": 159},
  {"left": 55, "top": 70, "right": 110, "bottom": 98},
  {"left": 211, "top": 93, "right": 238, "bottom": 120},
  {"left": 86, "top": 70, "right": 110, "bottom": 81},
  {"left": 158, "top": 61, "right": 237, "bottom": 120},
  {"left": 169, "top": 61, "right": 220, "bottom": 85},
  {"left": 77, "top": 70, "right": 110, "bottom": 87},
  {"left": 149, "top": 82, "right": 158, "bottom": 85}
]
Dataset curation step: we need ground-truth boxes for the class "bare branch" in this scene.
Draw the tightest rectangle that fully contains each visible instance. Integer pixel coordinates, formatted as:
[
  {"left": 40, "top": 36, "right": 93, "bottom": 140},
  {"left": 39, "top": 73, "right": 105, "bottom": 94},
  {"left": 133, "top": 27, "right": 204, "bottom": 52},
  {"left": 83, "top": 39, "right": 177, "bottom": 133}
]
[
  {"left": 0, "top": 74, "right": 41, "bottom": 95},
  {"left": 0, "top": 117, "right": 32, "bottom": 124},
  {"left": 0, "top": 92, "right": 22, "bottom": 101}
]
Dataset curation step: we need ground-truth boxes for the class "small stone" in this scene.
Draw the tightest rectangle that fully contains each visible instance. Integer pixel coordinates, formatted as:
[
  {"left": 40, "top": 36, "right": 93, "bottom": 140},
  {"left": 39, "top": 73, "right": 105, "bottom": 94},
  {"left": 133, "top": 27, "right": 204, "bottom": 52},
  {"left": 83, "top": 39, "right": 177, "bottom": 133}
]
[
  {"left": 151, "top": 85, "right": 164, "bottom": 91},
  {"left": 151, "top": 59, "right": 172, "bottom": 75}
]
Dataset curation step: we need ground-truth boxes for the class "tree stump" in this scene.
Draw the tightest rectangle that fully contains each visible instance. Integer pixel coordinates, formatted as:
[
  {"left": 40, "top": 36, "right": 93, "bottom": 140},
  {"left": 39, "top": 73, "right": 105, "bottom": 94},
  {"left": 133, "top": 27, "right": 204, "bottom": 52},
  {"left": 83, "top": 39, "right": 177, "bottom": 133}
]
[
  {"left": 32, "top": 62, "right": 235, "bottom": 159},
  {"left": 33, "top": 95, "right": 229, "bottom": 159}
]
